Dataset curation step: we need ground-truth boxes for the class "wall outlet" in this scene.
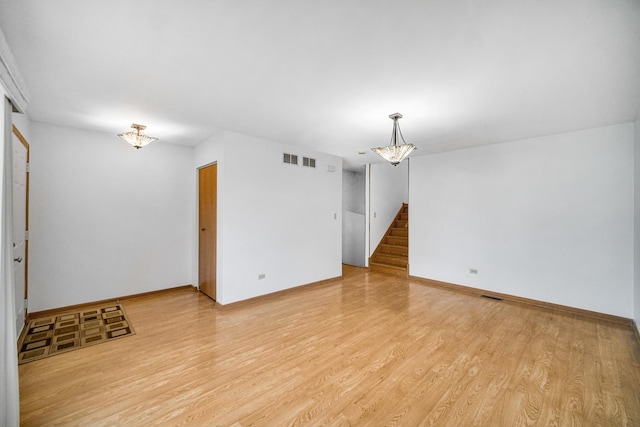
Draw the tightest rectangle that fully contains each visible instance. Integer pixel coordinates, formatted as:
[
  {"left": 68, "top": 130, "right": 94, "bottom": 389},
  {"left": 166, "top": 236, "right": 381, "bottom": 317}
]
[
  {"left": 258, "top": 273, "right": 266, "bottom": 280},
  {"left": 469, "top": 268, "right": 478, "bottom": 274}
]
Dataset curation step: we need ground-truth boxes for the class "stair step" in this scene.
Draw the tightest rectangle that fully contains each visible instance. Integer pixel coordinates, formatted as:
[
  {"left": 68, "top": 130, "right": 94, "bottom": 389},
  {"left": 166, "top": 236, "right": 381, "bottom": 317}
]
[
  {"left": 389, "top": 228, "right": 408, "bottom": 237},
  {"left": 369, "top": 262, "right": 408, "bottom": 278},
  {"left": 385, "top": 236, "right": 408, "bottom": 246},
  {"left": 394, "top": 220, "right": 408, "bottom": 228},
  {"left": 371, "top": 253, "right": 407, "bottom": 267},
  {"left": 399, "top": 213, "right": 408, "bottom": 220},
  {"left": 378, "top": 244, "right": 408, "bottom": 256}
]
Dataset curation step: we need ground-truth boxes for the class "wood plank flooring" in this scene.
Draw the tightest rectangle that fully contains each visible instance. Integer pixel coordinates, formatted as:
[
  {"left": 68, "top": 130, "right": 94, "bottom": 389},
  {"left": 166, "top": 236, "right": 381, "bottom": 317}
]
[{"left": 19, "top": 266, "right": 640, "bottom": 426}]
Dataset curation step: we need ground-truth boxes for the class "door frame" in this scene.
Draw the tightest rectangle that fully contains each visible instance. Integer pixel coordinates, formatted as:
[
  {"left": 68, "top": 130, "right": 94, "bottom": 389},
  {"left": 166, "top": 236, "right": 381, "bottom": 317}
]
[
  {"left": 197, "top": 162, "right": 217, "bottom": 301},
  {"left": 12, "top": 124, "right": 29, "bottom": 321}
]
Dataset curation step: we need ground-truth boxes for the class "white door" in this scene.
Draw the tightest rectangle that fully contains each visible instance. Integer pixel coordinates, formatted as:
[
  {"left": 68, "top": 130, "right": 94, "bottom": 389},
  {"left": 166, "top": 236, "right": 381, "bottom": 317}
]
[{"left": 12, "top": 128, "right": 28, "bottom": 336}]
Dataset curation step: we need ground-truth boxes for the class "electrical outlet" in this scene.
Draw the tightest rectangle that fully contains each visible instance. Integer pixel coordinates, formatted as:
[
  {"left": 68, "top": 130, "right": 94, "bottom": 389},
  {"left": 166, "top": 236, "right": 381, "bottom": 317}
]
[
  {"left": 258, "top": 273, "right": 266, "bottom": 280},
  {"left": 469, "top": 268, "right": 478, "bottom": 274}
]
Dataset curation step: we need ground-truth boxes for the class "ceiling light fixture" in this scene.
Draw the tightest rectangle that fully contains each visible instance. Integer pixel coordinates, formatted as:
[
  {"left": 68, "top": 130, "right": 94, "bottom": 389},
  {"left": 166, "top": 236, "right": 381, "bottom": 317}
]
[
  {"left": 371, "top": 113, "right": 416, "bottom": 166},
  {"left": 118, "top": 123, "right": 158, "bottom": 149}
]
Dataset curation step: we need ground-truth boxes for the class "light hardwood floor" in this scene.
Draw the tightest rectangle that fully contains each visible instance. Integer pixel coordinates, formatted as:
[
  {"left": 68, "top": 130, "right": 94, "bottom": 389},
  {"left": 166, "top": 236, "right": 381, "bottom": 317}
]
[{"left": 19, "top": 266, "right": 640, "bottom": 426}]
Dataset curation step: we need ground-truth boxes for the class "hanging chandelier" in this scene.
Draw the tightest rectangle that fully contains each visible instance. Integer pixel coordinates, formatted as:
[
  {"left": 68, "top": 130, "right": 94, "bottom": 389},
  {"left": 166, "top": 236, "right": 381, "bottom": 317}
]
[
  {"left": 117, "top": 123, "right": 158, "bottom": 149},
  {"left": 371, "top": 113, "right": 416, "bottom": 166}
]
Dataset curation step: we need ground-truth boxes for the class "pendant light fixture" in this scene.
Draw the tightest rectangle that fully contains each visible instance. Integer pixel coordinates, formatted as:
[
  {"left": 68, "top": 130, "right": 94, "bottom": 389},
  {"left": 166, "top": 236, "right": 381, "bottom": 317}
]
[
  {"left": 118, "top": 123, "right": 158, "bottom": 149},
  {"left": 371, "top": 113, "right": 416, "bottom": 166}
]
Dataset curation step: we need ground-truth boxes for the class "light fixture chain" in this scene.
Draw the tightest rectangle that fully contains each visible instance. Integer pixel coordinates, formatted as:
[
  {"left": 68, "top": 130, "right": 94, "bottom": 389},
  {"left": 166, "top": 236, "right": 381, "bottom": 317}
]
[
  {"left": 390, "top": 120, "right": 397, "bottom": 146},
  {"left": 389, "top": 116, "right": 407, "bottom": 147}
]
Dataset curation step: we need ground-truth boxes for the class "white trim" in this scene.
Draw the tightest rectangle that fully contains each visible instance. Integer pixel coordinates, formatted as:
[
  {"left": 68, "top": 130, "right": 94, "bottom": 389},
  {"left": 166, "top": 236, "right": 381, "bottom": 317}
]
[
  {"left": 1, "top": 94, "right": 20, "bottom": 427},
  {"left": 0, "top": 26, "right": 29, "bottom": 113}
]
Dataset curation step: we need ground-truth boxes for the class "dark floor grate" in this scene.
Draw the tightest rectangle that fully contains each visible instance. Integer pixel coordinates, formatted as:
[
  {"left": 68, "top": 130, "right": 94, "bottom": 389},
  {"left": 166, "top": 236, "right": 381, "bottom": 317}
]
[{"left": 480, "top": 294, "right": 503, "bottom": 301}]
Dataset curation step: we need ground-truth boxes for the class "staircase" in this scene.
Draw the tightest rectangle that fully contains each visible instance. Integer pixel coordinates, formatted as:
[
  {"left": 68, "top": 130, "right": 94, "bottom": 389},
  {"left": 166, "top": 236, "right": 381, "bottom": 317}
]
[{"left": 369, "top": 203, "right": 408, "bottom": 277}]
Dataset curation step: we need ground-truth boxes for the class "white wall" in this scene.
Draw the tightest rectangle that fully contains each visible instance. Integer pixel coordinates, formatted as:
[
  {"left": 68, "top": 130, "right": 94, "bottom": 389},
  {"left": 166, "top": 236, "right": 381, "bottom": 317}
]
[
  {"left": 410, "top": 123, "right": 634, "bottom": 318},
  {"left": 343, "top": 211, "right": 365, "bottom": 266},
  {"left": 342, "top": 168, "right": 365, "bottom": 266},
  {"left": 369, "top": 160, "right": 408, "bottom": 256},
  {"left": 28, "top": 122, "right": 195, "bottom": 311},
  {"left": 634, "top": 117, "right": 640, "bottom": 326},
  {"left": 343, "top": 169, "right": 366, "bottom": 215},
  {"left": 195, "top": 131, "right": 342, "bottom": 305}
]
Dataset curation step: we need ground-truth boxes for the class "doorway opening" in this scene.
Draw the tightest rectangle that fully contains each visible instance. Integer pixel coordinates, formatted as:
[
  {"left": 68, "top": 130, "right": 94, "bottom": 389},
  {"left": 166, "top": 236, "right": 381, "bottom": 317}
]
[{"left": 12, "top": 124, "right": 29, "bottom": 335}]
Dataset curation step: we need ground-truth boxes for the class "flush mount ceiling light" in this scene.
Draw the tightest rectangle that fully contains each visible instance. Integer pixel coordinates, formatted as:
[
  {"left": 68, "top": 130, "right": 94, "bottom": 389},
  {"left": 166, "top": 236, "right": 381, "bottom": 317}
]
[
  {"left": 117, "top": 123, "right": 158, "bottom": 149},
  {"left": 371, "top": 113, "right": 417, "bottom": 166}
]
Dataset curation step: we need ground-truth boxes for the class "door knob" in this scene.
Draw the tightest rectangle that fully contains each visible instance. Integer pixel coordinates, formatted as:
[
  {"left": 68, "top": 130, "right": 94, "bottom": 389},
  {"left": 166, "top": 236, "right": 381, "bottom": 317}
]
[{"left": 14, "top": 257, "right": 22, "bottom": 263}]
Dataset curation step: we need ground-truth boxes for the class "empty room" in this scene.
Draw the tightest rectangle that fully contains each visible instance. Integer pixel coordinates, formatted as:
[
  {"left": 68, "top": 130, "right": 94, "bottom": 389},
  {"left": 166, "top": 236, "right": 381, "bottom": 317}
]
[{"left": 1, "top": 0, "right": 639, "bottom": 425}]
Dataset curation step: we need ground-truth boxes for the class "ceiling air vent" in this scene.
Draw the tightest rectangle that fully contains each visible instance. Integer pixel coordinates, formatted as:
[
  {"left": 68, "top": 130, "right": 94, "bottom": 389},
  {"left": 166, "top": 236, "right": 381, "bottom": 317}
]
[
  {"left": 302, "top": 157, "right": 316, "bottom": 168},
  {"left": 283, "top": 153, "right": 298, "bottom": 165}
]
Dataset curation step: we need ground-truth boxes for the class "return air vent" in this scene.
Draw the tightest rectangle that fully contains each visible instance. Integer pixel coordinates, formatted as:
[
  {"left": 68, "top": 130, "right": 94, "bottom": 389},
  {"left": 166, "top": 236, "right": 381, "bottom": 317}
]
[
  {"left": 302, "top": 157, "right": 316, "bottom": 168},
  {"left": 283, "top": 153, "right": 298, "bottom": 165}
]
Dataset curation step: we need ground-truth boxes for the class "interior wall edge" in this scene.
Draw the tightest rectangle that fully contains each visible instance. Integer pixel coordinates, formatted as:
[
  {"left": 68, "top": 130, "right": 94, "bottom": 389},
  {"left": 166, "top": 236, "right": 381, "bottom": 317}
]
[
  {"left": 409, "top": 275, "right": 634, "bottom": 326},
  {"left": 26, "top": 284, "right": 196, "bottom": 320}
]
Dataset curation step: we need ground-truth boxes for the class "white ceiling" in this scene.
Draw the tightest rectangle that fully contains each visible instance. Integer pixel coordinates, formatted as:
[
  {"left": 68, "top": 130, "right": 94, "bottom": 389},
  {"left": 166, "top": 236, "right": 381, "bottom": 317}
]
[{"left": 1, "top": 0, "right": 639, "bottom": 169}]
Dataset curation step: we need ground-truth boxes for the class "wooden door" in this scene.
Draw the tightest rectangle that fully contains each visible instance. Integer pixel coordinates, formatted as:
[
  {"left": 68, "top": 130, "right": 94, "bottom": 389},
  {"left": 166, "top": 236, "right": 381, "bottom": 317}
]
[
  {"left": 12, "top": 125, "right": 29, "bottom": 334},
  {"left": 198, "top": 163, "right": 217, "bottom": 300}
]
